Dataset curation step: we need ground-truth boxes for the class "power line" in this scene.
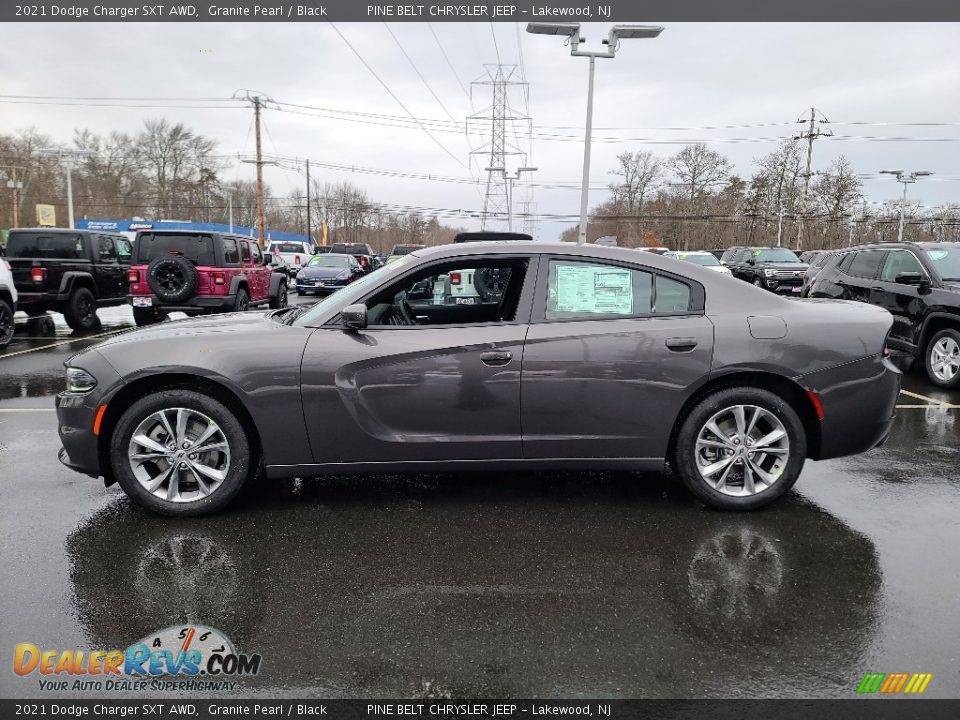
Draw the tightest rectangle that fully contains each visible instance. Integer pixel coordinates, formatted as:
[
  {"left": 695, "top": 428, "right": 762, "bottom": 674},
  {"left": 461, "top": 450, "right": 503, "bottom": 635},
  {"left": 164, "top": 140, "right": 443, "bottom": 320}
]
[
  {"left": 489, "top": 23, "right": 502, "bottom": 65},
  {"left": 328, "top": 22, "right": 471, "bottom": 172}
]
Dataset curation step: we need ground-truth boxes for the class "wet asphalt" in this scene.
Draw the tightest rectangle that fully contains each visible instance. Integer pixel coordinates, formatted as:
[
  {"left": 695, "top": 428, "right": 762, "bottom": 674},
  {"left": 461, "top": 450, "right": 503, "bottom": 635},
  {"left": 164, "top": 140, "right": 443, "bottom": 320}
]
[{"left": 0, "top": 294, "right": 958, "bottom": 699}]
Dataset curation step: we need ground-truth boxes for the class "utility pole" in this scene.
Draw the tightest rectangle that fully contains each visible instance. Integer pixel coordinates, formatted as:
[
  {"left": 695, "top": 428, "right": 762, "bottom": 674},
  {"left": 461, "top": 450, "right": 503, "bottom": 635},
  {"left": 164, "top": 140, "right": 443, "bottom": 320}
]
[
  {"left": 305, "top": 158, "right": 312, "bottom": 247},
  {"left": 234, "top": 90, "right": 273, "bottom": 249},
  {"left": 37, "top": 149, "right": 91, "bottom": 228},
  {"left": 793, "top": 108, "right": 832, "bottom": 252},
  {"left": 3, "top": 167, "right": 24, "bottom": 227}
]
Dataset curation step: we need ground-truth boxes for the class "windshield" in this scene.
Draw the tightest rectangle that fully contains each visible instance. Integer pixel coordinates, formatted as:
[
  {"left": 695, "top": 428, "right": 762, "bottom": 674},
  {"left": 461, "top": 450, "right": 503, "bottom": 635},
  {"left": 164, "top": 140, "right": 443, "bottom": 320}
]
[
  {"left": 307, "top": 254, "right": 353, "bottom": 268},
  {"left": 271, "top": 242, "right": 307, "bottom": 254},
  {"left": 923, "top": 247, "right": 960, "bottom": 280},
  {"left": 137, "top": 233, "right": 216, "bottom": 265},
  {"left": 390, "top": 245, "right": 423, "bottom": 256},
  {"left": 291, "top": 255, "right": 412, "bottom": 327},
  {"left": 752, "top": 248, "right": 801, "bottom": 263},
  {"left": 6, "top": 231, "right": 85, "bottom": 259},
  {"left": 677, "top": 253, "right": 720, "bottom": 267}
]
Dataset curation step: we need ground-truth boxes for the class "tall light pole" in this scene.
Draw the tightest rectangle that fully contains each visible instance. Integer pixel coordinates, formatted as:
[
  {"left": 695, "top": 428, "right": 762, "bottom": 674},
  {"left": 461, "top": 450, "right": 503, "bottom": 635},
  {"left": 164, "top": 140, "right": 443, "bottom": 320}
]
[
  {"left": 486, "top": 166, "right": 538, "bottom": 231},
  {"left": 880, "top": 169, "right": 933, "bottom": 242},
  {"left": 527, "top": 22, "right": 663, "bottom": 245},
  {"left": 38, "top": 149, "right": 91, "bottom": 229}
]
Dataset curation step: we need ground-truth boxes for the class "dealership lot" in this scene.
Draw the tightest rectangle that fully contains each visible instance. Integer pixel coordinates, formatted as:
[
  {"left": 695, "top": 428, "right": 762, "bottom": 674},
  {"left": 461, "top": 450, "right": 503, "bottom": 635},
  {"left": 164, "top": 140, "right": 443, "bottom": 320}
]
[{"left": 1, "top": 299, "right": 958, "bottom": 698}]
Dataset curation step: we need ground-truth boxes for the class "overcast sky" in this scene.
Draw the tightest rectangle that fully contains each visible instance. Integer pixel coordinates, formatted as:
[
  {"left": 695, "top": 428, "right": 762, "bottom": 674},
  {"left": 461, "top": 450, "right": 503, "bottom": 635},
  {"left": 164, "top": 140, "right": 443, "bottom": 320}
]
[{"left": 2, "top": 22, "right": 958, "bottom": 239}]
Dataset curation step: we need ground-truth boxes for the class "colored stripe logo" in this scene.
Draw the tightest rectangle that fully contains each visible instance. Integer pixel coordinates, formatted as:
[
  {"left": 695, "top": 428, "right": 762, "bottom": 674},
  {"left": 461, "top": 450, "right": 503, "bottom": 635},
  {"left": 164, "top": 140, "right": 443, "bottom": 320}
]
[{"left": 857, "top": 672, "right": 932, "bottom": 695}]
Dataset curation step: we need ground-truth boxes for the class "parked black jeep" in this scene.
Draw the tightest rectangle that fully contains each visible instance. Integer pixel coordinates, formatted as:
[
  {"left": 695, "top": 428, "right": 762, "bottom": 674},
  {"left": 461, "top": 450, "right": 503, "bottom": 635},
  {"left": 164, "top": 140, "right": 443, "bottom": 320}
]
[
  {"left": 5, "top": 228, "right": 133, "bottom": 331},
  {"left": 810, "top": 241, "right": 960, "bottom": 388}
]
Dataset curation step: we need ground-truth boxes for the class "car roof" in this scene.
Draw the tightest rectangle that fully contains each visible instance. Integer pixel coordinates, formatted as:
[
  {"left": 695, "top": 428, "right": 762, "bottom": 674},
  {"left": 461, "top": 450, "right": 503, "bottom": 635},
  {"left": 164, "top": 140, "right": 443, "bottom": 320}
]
[{"left": 842, "top": 241, "right": 957, "bottom": 252}]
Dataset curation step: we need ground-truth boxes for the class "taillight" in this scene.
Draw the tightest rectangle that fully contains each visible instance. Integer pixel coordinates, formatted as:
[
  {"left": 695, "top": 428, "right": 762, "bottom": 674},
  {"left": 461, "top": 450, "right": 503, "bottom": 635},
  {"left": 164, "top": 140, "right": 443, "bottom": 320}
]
[
  {"left": 882, "top": 346, "right": 891, "bottom": 358},
  {"left": 213, "top": 272, "right": 226, "bottom": 286},
  {"left": 127, "top": 270, "right": 139, "bottom": 284},
  {"left": 31, "top": 267, "right": 46, "bottom": 283},
  {"left": 295, "top": 255, "right": 301, "bottom": 265},
  {"left": 450, "top": 272, "right": 462, "bottom": 285}
]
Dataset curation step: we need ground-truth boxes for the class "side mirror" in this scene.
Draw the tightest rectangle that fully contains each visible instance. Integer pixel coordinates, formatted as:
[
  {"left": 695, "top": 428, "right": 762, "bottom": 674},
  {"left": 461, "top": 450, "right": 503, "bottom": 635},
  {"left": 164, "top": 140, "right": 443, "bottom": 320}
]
[
  {"left": 352, "top": 265, "right": 364, "bottom": 274},
  {"left": 263, "top": 255, "right": 273, "bottom": 266},
  {"left": 342, "top": 303, "right": 368, "bottom": 330},
  {"left": 747, "top": 257, "right": 756, "bottom": 265},
  {"left": 895, "top": 271, "right": 928, "bottom": 287}
]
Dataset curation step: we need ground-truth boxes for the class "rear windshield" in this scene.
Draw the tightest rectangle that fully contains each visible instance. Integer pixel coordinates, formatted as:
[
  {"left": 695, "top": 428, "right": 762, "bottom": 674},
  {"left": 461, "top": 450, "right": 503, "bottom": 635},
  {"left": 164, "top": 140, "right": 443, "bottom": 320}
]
[
  {"left": 270, "top": 242, "right": 307, "bottom": 254},
  {"left": 390, "top": 245, "right": 423, "bottom": 256},
  {"left": 6, "top": 232, "right": 85, "bottom": 259},
  {"left": 307, "top": 254, "right": 354, "bottom": 267},
  {"left": 676, "top": 253, "right": 720, "bottom": 267},
  {"left": 136, "top": 233, "right": 216, "bottom": 265}
]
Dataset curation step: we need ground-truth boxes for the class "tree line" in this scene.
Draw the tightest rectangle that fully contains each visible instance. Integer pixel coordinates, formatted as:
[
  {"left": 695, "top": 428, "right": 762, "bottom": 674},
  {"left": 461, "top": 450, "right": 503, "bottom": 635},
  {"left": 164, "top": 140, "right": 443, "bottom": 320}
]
[
  {"left": 0, "top": 120, "right": 466, "bottom": 253},
  {"left": 564, "top": 141, "right": 958, "bottom": 250}
]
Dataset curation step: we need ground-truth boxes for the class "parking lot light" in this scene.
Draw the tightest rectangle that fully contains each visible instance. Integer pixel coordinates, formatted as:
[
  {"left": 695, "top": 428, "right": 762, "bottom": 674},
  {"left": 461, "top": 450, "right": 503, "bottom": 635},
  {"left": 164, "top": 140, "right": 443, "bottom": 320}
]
[
  {"left": 527, "top": 22, "right": 664, "bottom": 245},
  {"left": 880, "top": 169, "right": 934, "bottom": 242}
]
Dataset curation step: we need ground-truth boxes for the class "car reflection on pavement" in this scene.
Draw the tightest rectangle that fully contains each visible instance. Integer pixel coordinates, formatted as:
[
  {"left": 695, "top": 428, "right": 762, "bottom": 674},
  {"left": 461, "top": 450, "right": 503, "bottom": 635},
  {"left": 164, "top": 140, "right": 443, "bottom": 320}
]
[{"left": 68, "top": 474, "right": 880, "bottom": 698}]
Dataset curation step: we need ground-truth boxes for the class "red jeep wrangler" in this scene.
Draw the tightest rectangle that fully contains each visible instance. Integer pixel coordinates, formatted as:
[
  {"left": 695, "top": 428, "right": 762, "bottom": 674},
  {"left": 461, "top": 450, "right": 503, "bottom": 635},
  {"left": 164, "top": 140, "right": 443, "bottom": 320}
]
[{"left": 127, "top": 230, "right": 288, "bottom": 326}]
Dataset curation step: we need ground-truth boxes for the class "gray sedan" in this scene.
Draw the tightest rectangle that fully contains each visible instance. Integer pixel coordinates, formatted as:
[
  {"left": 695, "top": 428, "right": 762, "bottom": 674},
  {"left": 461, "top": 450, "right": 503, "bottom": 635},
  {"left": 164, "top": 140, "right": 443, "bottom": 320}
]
[{"left": 56, "top": 242, "right": 901, "bottom": 516}]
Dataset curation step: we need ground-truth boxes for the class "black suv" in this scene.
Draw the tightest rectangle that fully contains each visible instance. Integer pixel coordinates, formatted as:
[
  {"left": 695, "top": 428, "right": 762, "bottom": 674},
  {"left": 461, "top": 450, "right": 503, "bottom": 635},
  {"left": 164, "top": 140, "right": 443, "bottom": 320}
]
[
  {"left": 330, "top": 242, "right": 381, "bottom": 273},
  {"left": 4, "top": 228, "right": 132, "bottom": 331},
  {"left": 728, "top": 247, "right": 809, "bottom": 294},
  {"left": 810, "top": 241, "right": 960, "bottom": 388}
]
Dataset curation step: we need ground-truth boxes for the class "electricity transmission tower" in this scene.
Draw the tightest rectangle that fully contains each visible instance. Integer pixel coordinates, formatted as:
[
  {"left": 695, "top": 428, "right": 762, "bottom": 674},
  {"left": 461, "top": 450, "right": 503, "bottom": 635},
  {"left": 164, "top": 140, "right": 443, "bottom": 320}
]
[{"left": 469, "top": 65, "right": 530, "bottom": 230}]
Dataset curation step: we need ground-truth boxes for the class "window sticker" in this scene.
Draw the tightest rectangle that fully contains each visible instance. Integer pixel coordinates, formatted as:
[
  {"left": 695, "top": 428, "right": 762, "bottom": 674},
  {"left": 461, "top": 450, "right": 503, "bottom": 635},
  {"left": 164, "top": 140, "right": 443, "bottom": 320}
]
[
  {"left": 927, "top": 250, "right": 948, "bottom": 261},
  {"left": 555, "top": 264, "right": 633, "bottom": 314}
]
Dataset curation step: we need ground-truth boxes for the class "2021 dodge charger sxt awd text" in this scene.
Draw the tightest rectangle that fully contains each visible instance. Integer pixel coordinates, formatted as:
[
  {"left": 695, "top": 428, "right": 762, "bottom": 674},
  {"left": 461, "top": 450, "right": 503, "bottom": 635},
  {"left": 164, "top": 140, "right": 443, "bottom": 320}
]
[{"left": 56, "top": 242, "right": 901, "bottom": 516}]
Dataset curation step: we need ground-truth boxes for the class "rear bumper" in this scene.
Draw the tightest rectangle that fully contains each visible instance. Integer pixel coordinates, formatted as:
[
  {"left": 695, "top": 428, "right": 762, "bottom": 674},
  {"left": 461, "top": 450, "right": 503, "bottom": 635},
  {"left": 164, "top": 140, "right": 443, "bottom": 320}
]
[
  {"left": 801, "top": 355, "right": 901, "bottom": 461},
  {"left": 129, "top": 294, "right": 237, "bottom": 314}
]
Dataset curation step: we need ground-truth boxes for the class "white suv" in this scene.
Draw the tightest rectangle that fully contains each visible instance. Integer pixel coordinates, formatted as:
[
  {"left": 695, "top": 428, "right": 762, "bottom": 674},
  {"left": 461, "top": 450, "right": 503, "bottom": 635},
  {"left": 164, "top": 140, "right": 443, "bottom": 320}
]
[
  {"left": 266, "top": 240, "right": 314, "bottom": 278},
  {"left": 0, "top": 251, "right": 18, "bottom": 347}
]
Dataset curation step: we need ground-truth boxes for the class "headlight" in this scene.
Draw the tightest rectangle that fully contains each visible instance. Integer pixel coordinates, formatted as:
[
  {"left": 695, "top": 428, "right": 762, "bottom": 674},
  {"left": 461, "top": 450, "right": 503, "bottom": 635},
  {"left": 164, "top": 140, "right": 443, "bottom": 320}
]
[
  {"left": 66, "top": 367, "right": 98, "bottom": 394},
  {"left": 337, "top": 271, "right": 351, "bottom": 280},
  {"left": 764, "top": 268, "right": 777, "bottom": 277}
]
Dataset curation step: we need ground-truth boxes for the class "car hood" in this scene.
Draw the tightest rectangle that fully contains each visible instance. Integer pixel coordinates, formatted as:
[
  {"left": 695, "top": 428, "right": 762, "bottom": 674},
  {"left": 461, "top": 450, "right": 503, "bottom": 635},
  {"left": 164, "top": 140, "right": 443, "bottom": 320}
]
[
  {"left": 942, "top": 281, "right": 960, "bottom": 293},
  {"left": 298, "top": 266, "right": 350, "bottom": 279},
  {"left": 94, "top": 311, "right": 280, "bottom": 350}
]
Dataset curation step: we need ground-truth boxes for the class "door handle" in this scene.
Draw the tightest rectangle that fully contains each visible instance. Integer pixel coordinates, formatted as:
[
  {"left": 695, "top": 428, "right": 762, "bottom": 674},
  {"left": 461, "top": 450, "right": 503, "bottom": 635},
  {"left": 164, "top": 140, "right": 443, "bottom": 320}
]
[
  {"left": 480, "top": 350, "right": 513, "bottom": 366},
  {"left": 872, "top": 286, "right": 884, "bottom": 292},
  {"left": 666, "top": 337, "right": 698, "bottom": 352}
]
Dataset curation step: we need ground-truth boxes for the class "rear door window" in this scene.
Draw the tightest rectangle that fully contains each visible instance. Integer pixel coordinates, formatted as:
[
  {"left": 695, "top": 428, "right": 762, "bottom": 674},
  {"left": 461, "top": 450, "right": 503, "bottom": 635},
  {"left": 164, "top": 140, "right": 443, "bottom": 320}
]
[
  {"left": 848, "top": 251, "right": 886, "bottom": 280},
  {"left": 97, "top": 236, "right": 118, "bottom": 262},
  {"left": 5, "top": 232, "right": 85, "bottom": 259},
  {"left": 136, "top": 233, "right": 216, "bottom": 265},
  {"left": 222, "top": 238, "right": 240, "bottom": 265}
]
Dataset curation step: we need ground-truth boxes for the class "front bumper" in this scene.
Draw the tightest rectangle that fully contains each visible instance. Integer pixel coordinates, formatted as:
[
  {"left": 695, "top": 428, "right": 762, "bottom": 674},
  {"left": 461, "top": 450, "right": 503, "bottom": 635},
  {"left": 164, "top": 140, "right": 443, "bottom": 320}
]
[
  {"left": 56, "top": 391, "right": 105, "bottom": 478},
  {"left": 296, "top": 279, "right": 348, "bottom": 294}
]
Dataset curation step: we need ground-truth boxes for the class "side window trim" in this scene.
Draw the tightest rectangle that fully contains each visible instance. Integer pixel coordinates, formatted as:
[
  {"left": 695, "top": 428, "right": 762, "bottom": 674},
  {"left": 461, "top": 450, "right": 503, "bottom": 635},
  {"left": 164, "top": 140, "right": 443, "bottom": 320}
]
[
  {"left": 883, "top": 249, "right": 930, "bottom": 283},
  {"left": 531, "top": 254, "right": 704, "bottom": 324}
]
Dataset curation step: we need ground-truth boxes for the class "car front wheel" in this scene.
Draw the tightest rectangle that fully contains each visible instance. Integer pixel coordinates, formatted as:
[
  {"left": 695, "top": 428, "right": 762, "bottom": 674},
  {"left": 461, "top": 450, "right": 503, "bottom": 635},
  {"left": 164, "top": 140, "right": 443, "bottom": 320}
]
[
  {"left": 0, "top": 298, "right": 14, "bottom": 347},
  {"left": 110, "top": 389, "right": 254, "bottom": 516},
  {"left": 752, "top": 277, "right": 765, "bottom": 290},
  {"left": 269, "top": 282, "right": 288, "bottom": 309},
  {"left": 925, "top": 328, "right": 960, "bottom": 389},
  {"left": 672, "top": 387, "right": 806, "bottom": 511}
]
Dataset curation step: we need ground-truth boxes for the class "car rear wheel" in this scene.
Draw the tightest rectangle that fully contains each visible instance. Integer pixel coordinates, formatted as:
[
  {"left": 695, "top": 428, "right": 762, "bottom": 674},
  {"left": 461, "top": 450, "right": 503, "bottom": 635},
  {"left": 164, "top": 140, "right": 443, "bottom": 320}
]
[
  {"left": 925, "top": 328, "right": 960, "bottom": 389},
  {"left": 234, "top": 288, "right": 250, "bottom": 312},
  {"left": 269, "top": 281, "right": 288, "bottom": 309},
  {"left": 133, "top": 306, "right": 167, "bottom": 327},
  {"left": 110, "top": 389, "right": 253, "bottom": 516},
  {"left": 64, "top": 287, "right": 101, "bottom": 332},
  {"left": 673, "top": 387, "right": 806, "bottom": 511},
  {"left": 0, "top": 299, "right": 14, "bottom": 347}
]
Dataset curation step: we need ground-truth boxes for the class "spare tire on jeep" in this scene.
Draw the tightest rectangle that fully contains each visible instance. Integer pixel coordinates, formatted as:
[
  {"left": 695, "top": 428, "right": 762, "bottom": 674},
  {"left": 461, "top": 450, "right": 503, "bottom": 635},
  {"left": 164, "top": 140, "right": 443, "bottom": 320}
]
[{"left": 147, "top": 255, "right": 198, "bottom": 304}]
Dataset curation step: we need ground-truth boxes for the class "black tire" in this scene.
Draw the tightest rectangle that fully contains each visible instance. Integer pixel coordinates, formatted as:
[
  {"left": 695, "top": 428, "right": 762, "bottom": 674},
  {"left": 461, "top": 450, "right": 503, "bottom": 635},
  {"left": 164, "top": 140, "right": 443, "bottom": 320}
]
[
  {"left": 147, "top": 255, "right": 198, "bottom": 304},
  {"left": 269, "top": 281, "right": 288, "bottom": 309},
  {"left": 63, "top": 287, "right": 100, "bottom": 332},
  {"left": 752, "top": 277, "right": 765, "bottom": 290},
  {"left": 924, "top": 327, "right": 960, "bottom": 389},
  {"left": 0, "top": 298, "right": 14, "bottom": 347},
  {"left": 110, "top": 389, "right": 254, "bottom": 516},
  {"left": 234, "top": 287, "right": 250, "bottom": 312},
  {"left": 133, "top": 306, "right": 167, "bottom": 327},
  {"left": 474, "top": 267, "right": 510, "bottom": 302},
  {"left": 672, "top": 387, "right": 806, "bottom": 511}
]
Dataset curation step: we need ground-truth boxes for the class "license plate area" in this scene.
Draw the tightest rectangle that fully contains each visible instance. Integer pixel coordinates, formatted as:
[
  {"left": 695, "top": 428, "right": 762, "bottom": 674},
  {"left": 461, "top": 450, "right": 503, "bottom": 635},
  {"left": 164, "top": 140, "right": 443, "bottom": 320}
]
[{"left": 132, "top": 297, "right": 153, "bottom": 307}]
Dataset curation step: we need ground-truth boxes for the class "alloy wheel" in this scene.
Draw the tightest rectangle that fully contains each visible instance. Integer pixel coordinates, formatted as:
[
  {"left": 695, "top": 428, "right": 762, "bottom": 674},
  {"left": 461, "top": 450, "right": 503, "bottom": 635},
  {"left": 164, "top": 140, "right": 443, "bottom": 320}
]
[
  {"left": 127, "top": 407, "right": 231, "bottom": 503},
  {"left": 694, "top": 404, "right": 789, "bottom": 497},
  {"left": 930, "top": 337, "right": 960, "bottom": 383}
]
